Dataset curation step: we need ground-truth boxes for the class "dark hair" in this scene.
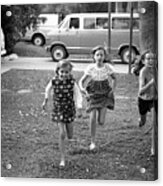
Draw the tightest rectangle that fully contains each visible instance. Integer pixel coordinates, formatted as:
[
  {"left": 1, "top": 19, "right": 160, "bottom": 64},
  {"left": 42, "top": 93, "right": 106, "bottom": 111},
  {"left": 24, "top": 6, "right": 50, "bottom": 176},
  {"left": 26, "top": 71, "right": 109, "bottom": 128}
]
[
  {"left": 132, "top": 50, "right": 157, "bottom": 76},
  {"left": 140, "top": 49, "right": 153, "bottom": 61},
  {"left": 55, "top": 59, "right": 73, "bottom": 75},
  {"left": 91, "top": 45, "right": 107, "bottom": 56},
  {"left": 91, "top": 45, "right": 111, "bottom": 63},
  {"left": 132, "top": 56, "right": 144, "bottom": 76}
]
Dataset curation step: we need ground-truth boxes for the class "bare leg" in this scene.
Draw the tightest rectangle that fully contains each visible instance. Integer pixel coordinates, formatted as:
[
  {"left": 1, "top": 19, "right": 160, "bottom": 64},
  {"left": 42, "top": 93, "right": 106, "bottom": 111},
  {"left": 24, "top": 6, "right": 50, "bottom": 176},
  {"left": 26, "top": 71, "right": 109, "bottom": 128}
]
[
  {"left": 65, "top": 122, "right": 73, "bottom": 140},
  {"left": 139, "top": 114, "right": 146, "bottom": 127},
  {"left": 97, "top": 108, "right": 107, "bottom": 125},
  {"left": 89, "top": 109, "right": 97, "bottom": 149},
  {"left": 151, "top": 108, "right": 157, "bottom": 156},
  {"left": 58, "top": 122, "right": 66, "bottom": 166}
]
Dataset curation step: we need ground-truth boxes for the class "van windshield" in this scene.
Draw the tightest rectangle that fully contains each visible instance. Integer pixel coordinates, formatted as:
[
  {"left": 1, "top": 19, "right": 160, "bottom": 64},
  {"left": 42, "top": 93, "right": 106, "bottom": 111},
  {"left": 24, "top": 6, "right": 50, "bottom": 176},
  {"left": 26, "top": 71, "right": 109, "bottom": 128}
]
[{"left": 58, "top": 17, "right": 68, "bottom": 28}]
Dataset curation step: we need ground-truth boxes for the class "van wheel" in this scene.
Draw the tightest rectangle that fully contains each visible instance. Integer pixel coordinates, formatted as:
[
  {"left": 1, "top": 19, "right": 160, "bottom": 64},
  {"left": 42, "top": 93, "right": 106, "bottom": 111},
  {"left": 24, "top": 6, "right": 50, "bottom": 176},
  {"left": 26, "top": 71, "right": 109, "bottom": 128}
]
[
  {"left": 120, "top": 47, "right": 136, "bottom": 64},
  {"left": 32, "top": 34, "right": 45, "bottom": 46},
  {"left": 51, "top": 46, "right": 67, "bottom": 62}
]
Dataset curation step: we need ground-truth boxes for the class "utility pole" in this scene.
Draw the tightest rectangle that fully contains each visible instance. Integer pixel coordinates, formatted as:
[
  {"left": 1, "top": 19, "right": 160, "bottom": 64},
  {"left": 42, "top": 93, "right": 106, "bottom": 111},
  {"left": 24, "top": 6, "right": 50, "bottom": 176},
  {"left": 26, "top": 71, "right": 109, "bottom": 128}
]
[
  {"left": 129, "top": 2, "right": 133, "bottom": 74},
  {"left": 108, "top": 2, "right": 111, "bottom": 55}
]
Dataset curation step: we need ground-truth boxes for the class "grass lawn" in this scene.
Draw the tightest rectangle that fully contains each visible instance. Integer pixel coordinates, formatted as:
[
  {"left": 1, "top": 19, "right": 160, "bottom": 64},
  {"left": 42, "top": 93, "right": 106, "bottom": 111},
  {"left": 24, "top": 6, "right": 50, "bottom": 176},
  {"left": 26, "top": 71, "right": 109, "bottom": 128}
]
[{"left": 1, "top": 69, "right": 157, "bottom": 180}]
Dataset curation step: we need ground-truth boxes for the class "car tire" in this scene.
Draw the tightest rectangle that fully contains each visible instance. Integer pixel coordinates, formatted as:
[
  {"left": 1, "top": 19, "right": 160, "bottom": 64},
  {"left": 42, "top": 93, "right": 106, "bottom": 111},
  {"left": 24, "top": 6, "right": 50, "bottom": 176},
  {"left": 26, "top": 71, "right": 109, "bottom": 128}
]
[
  {"left": 32, "top": 34, "right": 45, "bottom": 46},
  {"left": 51, "top": 45, "right": 67, "bottom": 62},
  {"left": 121, "top": 47, "right": 136, "bottom": 64}
]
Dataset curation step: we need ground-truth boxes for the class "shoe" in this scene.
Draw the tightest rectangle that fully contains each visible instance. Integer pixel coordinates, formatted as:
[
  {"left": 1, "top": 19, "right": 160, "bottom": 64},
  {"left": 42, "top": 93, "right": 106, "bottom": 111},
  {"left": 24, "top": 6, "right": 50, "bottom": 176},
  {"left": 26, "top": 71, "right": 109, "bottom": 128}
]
[
  {"left": 89, "top": 143, "right": 96, "bottom": 150},
  {"left": 150, "top": 148, "right": 155, "bottom": 156},
  {"left": 68, "top": 138, "right": 76, "bottom": 142},
  {"left": 59, "top": 160, "right": 65, "bottom": 168}
]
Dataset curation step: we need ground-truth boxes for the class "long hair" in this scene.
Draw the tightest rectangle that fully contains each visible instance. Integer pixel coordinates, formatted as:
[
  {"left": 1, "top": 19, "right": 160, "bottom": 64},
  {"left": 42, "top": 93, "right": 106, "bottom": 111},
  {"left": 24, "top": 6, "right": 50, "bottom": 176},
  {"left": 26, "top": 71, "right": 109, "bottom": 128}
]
[
  {"left": 140, "top": 49, "right": 152, "bottom": 61},
  {"left": 132, "top": 55, "right": 144, "bottom": 76},
  {"left": 132, "top": 50, "right": 157, "bottom": 76}
]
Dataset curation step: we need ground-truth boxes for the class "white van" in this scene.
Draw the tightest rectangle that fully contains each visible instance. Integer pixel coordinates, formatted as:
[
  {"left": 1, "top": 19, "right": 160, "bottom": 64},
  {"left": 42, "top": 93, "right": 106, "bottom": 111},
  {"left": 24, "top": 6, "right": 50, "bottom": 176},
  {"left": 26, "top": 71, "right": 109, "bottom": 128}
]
[
  {"left": 22, "top": 14, "right": 58, "bottom": 46},
  {"left": 46, "top": 13, "right": 140, "bottom": 63}
]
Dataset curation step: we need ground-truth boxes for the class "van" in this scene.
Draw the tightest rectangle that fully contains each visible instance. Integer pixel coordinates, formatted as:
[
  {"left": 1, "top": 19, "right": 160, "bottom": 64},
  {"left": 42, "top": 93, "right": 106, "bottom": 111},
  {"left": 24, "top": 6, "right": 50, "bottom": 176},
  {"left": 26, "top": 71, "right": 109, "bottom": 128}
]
[
  {"left": 46, "top": 13, "right": 140, "bottom": 63},
  {"left": 22, "top": 14, "right": 58, "bottom": 46}
]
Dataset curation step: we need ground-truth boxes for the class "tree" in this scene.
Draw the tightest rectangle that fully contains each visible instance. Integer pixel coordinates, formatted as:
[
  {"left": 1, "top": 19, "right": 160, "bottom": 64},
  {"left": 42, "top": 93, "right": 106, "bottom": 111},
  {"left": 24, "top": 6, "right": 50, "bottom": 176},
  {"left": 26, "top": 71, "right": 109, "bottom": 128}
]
[
  {"left": 138, "top": 1, "right": 158, "bottom": 179},
  {"left": 1, "top": 5, "right": 42, "bottom": 54},
  {"left": 138, "top": 1, "right": 158, "bottom": 54}
]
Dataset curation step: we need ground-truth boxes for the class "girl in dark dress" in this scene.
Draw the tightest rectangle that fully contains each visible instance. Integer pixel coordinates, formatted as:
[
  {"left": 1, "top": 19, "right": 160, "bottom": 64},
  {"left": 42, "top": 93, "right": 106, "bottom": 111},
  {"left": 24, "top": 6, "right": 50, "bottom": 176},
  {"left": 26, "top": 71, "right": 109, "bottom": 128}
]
[{"left": 42, "top": 59, "right": 82, "bottom": 167}]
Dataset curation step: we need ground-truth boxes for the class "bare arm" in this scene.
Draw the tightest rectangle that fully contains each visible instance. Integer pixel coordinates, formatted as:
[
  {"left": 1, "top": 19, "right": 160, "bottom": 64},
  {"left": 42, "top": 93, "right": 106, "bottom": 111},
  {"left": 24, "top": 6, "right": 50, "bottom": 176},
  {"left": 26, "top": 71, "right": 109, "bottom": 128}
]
[
  {"left": 110, "top": 73, "right": 117, "bottom": 92},
  {"left": 42, "top": 80, "right": 52, "bottom": 110},
  {"left": 74, "top": 82, "right": 83, "bottom": 108},
  {"left": 139, "top": 70, "right": 154, "bottom": 95},
  {"left": 78, "top": 73, "right": 90, "bottom": 95}
]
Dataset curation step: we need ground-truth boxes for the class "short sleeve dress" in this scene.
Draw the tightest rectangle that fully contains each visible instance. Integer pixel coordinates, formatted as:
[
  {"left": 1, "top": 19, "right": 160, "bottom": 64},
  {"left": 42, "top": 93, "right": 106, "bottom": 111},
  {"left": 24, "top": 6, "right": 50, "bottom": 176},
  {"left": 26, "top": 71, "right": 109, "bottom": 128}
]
[
  {"left": 85, "top": 63, "right": 115, "bottom": 112},
  {"left": 51, "top": 75, "right": 76, "bottom": 124}
]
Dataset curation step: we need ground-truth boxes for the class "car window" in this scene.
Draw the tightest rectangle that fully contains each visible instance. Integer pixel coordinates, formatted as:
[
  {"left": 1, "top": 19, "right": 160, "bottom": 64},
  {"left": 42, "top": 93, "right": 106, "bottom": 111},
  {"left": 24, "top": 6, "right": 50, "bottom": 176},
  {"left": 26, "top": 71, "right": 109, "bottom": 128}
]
[
  {"left": 37, "top": 17, "right": 48, "bottom": 25},
  {"left": 112, "top": 17, "right": 139, "bottom": 30},
  {"left": 132, "top": 18, "right": 139, "bottom": 29},
  {"left": 96, "top": 18, "right": 108, "bottom": 29},
  {"left": 69, "top": 18, "right": 79, "bottom": 29},
  {"left": 84, "top": 18, "right": 95, "bottom": 29}
]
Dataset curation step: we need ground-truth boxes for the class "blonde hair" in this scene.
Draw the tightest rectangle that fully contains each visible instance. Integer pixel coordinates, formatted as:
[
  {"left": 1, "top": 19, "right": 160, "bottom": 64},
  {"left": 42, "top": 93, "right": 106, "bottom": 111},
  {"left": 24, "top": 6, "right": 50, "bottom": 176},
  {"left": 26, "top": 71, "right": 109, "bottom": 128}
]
[
  {"left": 141, "top": 49, "right": 156, "bottom": 61},
  {"left": 55, "top": 59, "right": 73, "bottom": 75}
]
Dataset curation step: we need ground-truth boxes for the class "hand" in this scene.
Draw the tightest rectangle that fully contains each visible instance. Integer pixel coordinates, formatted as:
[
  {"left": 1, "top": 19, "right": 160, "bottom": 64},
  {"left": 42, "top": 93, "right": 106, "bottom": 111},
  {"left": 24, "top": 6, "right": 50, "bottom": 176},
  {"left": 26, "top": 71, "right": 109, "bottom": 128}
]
[
  {"left": 41, "top": 102, "right": 48, "bottom": 116},
  {"left": 81, "top": 89, "right": 87, "bottom": 96},
  {"left": 76, "top": 108, "right": 83, "bottom": 118},
  {"left": 42, "top": 102, "right": 46, "bottom": 110},
  {"left": 42, "top": 99, "right": 48, "bottom": 110}
]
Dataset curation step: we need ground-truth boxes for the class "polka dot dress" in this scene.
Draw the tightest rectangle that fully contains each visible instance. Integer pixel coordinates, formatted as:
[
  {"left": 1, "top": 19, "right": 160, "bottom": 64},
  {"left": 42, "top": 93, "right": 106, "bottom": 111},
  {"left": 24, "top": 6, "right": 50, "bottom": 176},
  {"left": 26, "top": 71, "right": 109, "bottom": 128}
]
[{"left": 51, "top": 76, "right": 76, "bottom": 123}]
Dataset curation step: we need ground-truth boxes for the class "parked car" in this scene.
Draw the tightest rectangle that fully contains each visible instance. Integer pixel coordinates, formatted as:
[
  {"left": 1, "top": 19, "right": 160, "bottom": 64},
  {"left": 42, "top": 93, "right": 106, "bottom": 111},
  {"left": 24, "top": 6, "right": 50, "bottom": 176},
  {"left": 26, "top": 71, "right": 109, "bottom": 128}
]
[
  {"left": 22, "top": 14, "right": 58, "bottom": 46},
  {"left": 46, "top": 13, "right": 140, "bottom": 63}
]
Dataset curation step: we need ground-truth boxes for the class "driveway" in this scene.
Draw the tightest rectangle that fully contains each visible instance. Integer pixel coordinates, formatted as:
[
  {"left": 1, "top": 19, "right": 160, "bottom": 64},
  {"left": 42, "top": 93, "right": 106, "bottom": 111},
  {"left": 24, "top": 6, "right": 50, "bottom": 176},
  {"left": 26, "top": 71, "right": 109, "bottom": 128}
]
[{"left": 1, "top": 57, "right": 129, "bottom": 74}]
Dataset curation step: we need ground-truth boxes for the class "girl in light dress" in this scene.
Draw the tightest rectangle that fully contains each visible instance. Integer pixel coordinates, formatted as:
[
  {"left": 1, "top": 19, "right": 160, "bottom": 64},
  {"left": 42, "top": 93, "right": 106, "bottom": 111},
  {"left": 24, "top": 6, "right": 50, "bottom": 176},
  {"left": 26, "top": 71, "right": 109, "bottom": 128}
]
[{"left": 79, "top": 45, "right": 117, "bottom": 150}]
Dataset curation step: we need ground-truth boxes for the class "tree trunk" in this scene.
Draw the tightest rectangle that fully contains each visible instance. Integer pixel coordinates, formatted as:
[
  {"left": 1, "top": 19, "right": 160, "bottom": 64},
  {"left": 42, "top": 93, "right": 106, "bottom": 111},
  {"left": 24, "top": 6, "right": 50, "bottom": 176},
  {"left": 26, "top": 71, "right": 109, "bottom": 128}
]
[
  {"left": 139, "top": 1, "right": 158, "bottom": 54},
  {"left": 139, "top": 1, "right": 158, "bottom": 180}
]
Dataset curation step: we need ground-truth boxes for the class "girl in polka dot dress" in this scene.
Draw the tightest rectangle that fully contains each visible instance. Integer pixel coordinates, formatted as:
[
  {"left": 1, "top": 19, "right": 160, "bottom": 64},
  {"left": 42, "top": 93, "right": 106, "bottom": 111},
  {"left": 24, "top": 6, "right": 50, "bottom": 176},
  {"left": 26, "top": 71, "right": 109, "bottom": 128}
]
[{"left": 42, "top": 59, "right": 82, "bottom": 167}]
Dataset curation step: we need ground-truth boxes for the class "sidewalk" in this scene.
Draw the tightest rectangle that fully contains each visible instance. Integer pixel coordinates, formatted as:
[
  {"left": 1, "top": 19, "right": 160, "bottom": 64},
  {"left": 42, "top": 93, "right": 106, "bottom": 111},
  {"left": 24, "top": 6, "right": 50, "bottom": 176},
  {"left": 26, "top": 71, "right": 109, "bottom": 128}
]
[{"left": 1, "top": 57, "right": 129, "bottom": 74}]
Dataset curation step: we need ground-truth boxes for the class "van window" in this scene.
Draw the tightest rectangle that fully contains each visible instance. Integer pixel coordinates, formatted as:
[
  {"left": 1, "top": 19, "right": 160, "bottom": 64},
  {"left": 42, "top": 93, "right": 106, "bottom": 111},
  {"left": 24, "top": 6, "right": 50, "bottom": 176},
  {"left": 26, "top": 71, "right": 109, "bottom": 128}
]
[
  {"left": 112, "top": 17, "right": 139, "bottom": 30},
  {"left": 69, "top": 18, "right": 79, "bottom": 29},
  {"left": 96, "top": 18, "right": 108, "bottom": 29},
  {"left": 84, "top": 18, "right": 95, "bottom": 29}
]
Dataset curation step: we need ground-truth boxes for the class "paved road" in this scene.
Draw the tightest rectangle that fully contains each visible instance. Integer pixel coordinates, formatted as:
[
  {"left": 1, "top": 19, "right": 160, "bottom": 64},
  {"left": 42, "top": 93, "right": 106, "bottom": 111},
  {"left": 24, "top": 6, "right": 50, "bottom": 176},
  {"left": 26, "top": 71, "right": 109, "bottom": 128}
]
[{"left": 1, "top": 57, "right": 129, "bottom": 74}]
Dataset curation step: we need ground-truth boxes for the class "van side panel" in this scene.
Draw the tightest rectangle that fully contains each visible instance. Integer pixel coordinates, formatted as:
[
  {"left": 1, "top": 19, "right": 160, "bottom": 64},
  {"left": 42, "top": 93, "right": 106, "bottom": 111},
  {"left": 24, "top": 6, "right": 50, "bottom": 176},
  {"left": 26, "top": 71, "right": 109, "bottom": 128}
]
[
  {"left": 59, "top": 29, "right": 80, "bottom": 54},
  {"left": 110, "top": 16, "right": 140, "bottom": 54},
  {"left": 110, "top": 30, "right": 139, "bottom": 54},
  {"left": 79, "top": 29, "right": 107, "bottom": 54}
]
